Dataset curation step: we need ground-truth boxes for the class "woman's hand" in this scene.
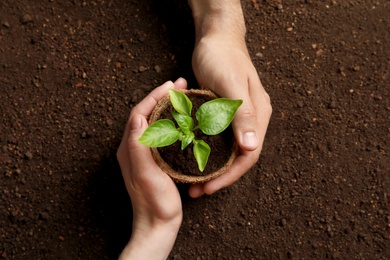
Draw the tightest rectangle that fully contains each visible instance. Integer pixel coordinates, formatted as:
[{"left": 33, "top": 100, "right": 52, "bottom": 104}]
[{"left": 117, "top": 78, "right": 187, "bottom": 259}]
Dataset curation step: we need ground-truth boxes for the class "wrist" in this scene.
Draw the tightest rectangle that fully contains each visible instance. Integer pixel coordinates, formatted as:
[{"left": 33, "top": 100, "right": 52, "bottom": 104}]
[
  {"left": 189, "top": 0, "right": 246, "bottom": 42},
  {"left": 119, "top": 217, "right": 182, "bottom": 260}
]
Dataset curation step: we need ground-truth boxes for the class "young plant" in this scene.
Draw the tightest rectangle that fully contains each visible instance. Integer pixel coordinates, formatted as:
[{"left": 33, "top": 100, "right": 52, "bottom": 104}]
[{"left": 139, "top": 89, "right": 242, "bottom": 172}]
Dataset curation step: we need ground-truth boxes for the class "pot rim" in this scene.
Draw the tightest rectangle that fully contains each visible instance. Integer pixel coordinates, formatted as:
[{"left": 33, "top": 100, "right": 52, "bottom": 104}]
[{"left": 149, "top": 89, "right": 238, "bottom": 183}]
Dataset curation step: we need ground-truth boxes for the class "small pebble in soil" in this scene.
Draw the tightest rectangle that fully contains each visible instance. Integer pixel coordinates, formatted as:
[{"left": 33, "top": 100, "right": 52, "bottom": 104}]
[
  {"left": 106, "top": 119, "right": 113, "bottom": 126},
  {"left": 20, "top": 14, "right": 33, "bottom": 24},
  {"left": 138, "top": 66, "right": 148, "bottom": 72},
  {"left": 2, "top": 21, "right": 10, "bottom": 28},
  {"left": 328, "top": 100, "right": 337, "bottom": 109},
  {"left": 25, "top": 151, "right": 33, "bottom": 160},
  {"left": 39, "top": 212, "right": 50, "bottom": 220},
  {"left": 255, "top": 52, "right": 264, "bottom": 58}
]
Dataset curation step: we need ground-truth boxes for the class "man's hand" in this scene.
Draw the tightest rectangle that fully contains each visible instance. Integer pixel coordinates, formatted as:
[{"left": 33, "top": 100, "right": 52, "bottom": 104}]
[
  {"left": 189, "top": 0, "right": 272, "bottom": 197},
  {"left": 117, "top": 79, "right": 187, "bottom": 259}
]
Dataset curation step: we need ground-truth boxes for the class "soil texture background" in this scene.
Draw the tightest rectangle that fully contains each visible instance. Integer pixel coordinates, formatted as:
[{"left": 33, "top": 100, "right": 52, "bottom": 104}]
[{"left": 1, "top": 0, "right": 389, "bottom": 259}]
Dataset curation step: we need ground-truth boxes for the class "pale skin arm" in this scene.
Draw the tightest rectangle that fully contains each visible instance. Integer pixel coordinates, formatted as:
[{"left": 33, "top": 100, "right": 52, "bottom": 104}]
[
  {"left": 117, "top": 79, "right": 187, "bottom": 259},
  {"left": 188, "top": 0, "right": 272, "bottom": 197}
]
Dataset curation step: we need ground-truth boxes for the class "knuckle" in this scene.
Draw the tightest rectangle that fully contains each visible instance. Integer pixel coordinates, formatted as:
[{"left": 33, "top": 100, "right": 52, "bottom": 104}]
[
  {"left": 249, "top": 150, "right": 261, "bottom": 164},
  {"left": 265, "top": 102, "right": 273, "bottom": 117},
  {"left": 116, "top": 146, "right": 125, "bottom": 165},
  {"left": 127, "top": 134, "right": 138, "bottom": 149},
  {"left": 240, "top": 104, "right": 257, "bottom": 120},
  {"left": 261, "top": 92, "right": 273, "bottom": 117}
]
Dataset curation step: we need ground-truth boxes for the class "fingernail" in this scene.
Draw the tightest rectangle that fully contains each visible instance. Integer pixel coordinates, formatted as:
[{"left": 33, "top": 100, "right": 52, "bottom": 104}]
[
  {"left": 174, "top": 77, "right": 186, "bottom": 88},
  {"left": 130, "top": 115, "right": 142, "bottom": 130},
  {"left": 242, "top": 132, "right": 258, "bottom": 149},
  {"left": 174, "top": 77, "right": 184, "bottom": 83}
]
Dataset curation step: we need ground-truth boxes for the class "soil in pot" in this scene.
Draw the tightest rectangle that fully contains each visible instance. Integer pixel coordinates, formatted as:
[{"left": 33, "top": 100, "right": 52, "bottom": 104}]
[{"left": 156, "top": 94, "right": 235, "bottom": 177}]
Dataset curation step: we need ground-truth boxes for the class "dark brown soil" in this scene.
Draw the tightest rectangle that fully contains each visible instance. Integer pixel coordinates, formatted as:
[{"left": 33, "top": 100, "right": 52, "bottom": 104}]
[
  {"left": 157, "top": 94, "right": 234, "bottom": 176},
  {"left": 1, "top": 0, "right": 389, "bottom": 259}
]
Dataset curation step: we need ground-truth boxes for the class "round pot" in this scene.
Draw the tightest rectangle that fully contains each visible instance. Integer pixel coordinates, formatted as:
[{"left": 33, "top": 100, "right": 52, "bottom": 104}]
[{"left": 149, "top": 89, "right": 238, "bottom": 183}]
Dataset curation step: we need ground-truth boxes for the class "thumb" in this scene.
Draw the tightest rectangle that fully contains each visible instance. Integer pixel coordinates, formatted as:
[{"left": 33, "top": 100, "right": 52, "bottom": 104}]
[
  {"left": 232, "top": 102, "right": 259, "bottom": 151},
  {"left": 128, "top": 114, "right": 154, "bottom": 171}
]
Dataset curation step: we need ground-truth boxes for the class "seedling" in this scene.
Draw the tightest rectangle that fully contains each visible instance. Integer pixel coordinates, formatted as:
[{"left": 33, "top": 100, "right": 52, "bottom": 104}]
[{"left": 139, "top": 89, "right": 242, "bottom": 172}]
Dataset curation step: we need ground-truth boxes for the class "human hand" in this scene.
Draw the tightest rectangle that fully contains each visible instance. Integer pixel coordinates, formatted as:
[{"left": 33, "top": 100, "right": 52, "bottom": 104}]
[
  {"left": 117, "top": 78, "right": 187, "bottom": 259},
  {"left": 189, "top": 0, "right": 272, "bottom": 197}
]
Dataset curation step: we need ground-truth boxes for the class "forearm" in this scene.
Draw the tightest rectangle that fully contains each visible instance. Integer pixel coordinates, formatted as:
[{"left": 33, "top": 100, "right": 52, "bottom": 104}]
[
  {"left": 119, "top": 220, "right": 181, "bottom": 260},
  {"left": 188, "top": 0, "right": 246, "bottom": 42}
]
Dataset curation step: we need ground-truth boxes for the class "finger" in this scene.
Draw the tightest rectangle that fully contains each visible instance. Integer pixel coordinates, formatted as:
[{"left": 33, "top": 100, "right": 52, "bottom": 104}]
[
  {"left": 117, "top": 119, "right": 133, "bottom": 174},
  {"left": 188, "top": 183, "right": 205, "bottom": 198},
  {"left": 202, "top": 149, "right": 259, "bottom": 195},
  {"left": 211, "top": 77, "right": 260, "bottom": 152},
  {"left": 231, "top": 73, "right": 267, "bottom": 152},
  {"left": 117, "top": 115, "right": 149, "bottom": 190},
  {"left": 132, "top": 80, "right": 174, "bottom": 118},
  {"left": 127, "top": 114, "right": 156, "bottom": 174},
  {"left": 127, "top": 78, "right": 189, "bottom": 174},
  {"left": 251, "top": 82, "right": 272, "bottom": 153},
  {"left": 232, "top": 96, "right": 259, "bottom": 151},
  {"left": 174, "top": 77, "right": 188, "bottom": 90},
  {"left": 203, "top": 77, "right": 270, "bottom": 195},
  {"left": 132, "top": 78, "right": 188, "bottom": 118}
]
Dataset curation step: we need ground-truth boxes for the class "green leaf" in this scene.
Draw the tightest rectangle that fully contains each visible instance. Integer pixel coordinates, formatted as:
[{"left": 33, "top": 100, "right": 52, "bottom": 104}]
[
  {"left": 180, "top": 132, "right": 194, "bottom": 150},
  {"left": 196, "top": 98, "right": 243, "bottom": 135},
  {"left": 172, "top": 111, "right": 194, "bottom": 134},
  {"left": 139, "top": 119, "right": 180, "bottom": 147},
  {"left": 193, "top": 140, "right": 211, "bottom": 172},
  {"left": 169, "top": 89, "right": 192, "bottom": 116}
]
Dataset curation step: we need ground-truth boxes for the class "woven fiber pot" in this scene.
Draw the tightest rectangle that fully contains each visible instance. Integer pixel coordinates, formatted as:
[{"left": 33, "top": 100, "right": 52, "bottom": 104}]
[{"left": 148, "top": 89, "right": 238, "bottom": 183}]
